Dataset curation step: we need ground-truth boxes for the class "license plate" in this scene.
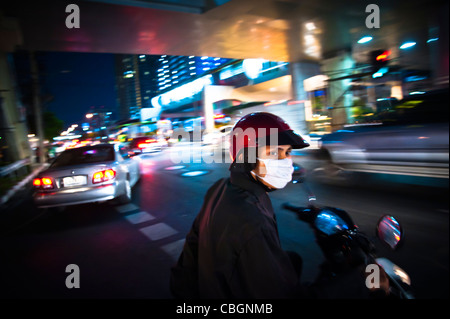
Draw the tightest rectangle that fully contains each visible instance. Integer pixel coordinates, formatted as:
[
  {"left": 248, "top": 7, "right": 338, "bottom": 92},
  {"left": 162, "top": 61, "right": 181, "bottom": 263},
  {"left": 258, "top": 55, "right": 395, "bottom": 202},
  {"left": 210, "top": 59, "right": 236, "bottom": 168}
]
[{"left": 63, "top": 175, "right": 87, "bottom": 187}]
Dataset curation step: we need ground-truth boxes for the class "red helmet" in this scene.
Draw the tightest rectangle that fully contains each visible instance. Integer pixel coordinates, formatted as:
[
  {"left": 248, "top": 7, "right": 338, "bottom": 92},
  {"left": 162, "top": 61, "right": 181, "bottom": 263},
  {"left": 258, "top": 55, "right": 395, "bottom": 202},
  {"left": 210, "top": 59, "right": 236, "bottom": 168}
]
[{"left": 229, "top": 112, "right": 309, "bottom": 162}]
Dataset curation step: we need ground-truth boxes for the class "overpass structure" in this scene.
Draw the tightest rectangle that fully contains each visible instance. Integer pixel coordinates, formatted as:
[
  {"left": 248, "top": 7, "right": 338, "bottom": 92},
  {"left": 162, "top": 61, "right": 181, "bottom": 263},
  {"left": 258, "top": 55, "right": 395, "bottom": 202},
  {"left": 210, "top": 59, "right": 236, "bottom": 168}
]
[{"left": 0, "top": 0, "right": 448, "bottom": 162}]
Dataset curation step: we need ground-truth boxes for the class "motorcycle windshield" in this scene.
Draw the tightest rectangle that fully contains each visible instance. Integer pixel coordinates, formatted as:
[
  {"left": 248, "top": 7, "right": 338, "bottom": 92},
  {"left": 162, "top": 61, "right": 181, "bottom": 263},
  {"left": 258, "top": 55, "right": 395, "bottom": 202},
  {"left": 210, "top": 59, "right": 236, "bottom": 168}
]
[{"left": 315, "top": 210, "right": 350, "bottom": 235}]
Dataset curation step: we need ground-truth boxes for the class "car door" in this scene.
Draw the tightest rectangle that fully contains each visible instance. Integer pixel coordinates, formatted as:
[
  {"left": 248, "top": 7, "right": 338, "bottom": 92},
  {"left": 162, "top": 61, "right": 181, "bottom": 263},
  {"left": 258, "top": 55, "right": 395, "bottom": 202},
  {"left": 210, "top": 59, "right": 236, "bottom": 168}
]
[
  {"left": 360, "top": 96, "right": 449, "bottom": 167},
  {"left": 118, "top": 145, "right": 140, "bottom": 186}
]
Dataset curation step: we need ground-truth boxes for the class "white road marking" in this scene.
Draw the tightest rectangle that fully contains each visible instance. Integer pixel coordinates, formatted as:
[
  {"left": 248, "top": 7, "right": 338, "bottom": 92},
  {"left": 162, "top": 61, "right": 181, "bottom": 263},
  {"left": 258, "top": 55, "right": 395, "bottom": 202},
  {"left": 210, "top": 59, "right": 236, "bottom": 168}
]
[
  {"left": 124, "top": 211, "right": 156, "bottom": 224},
  {"left": 139, "top": 223, "right": 178, "bottom": 241},
  {"left": 116, "top": 203, "right": 139, "bottom": 213},
  {"left": 161, "top": 239, "right": 185, "bottom": 261}
]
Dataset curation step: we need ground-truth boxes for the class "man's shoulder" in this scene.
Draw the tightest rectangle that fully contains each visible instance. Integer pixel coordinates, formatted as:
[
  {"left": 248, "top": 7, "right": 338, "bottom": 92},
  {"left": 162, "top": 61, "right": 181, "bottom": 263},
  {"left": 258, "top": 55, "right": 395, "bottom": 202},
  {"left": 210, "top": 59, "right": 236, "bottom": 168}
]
[{"left": 203, "top": 177, "right": 229, "bottom": 197}]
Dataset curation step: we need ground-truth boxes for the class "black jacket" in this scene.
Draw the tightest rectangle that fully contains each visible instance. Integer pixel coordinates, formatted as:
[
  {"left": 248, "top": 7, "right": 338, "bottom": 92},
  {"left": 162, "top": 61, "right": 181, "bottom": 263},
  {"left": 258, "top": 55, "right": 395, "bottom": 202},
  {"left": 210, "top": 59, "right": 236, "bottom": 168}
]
[{"left": 170, "top": 171, "right": 301, "bottom": 299}]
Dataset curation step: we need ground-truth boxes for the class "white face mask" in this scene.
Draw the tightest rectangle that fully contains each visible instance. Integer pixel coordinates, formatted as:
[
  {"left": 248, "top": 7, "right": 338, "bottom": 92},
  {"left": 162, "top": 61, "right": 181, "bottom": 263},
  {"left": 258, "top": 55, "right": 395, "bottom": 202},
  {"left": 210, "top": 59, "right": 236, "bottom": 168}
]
[{"left": 251, "top": 157, "right": 294, "bottom": 189}]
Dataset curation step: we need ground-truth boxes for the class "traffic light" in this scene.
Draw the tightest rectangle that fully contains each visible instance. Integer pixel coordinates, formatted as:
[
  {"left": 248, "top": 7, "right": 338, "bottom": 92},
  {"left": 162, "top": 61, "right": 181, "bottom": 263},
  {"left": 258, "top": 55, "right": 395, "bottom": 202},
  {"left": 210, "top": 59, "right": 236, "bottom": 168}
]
[{"left": 369, "top": 49, "right": 391, "bottom": 77}]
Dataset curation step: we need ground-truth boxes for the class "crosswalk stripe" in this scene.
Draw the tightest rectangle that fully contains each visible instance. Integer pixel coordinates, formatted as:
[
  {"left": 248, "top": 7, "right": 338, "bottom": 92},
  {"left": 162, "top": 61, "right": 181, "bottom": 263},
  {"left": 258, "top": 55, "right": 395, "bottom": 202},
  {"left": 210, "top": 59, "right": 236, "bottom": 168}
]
[
  {"left": 161, "top": 239, "right": 185, "bottom": 261},
  {"left": 139, "top": 223, "right": 178, "bottom": 241},
  {"left": 124, "top": 211, "right": 156, "bottom": 224},
  {"left": 116, "top": 203, "right": 139, "bottom": 213}
]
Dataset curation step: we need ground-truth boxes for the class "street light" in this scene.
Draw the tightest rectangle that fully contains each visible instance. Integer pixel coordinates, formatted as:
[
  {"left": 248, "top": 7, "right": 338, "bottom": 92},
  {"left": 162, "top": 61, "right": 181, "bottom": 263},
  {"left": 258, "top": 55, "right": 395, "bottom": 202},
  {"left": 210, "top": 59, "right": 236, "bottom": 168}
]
[
  {"left": 357, "top": 36, "right": 373, "bottom": 44},
  {"left": 86, "top": 113, "right": 94, "bottom": 119},
  {"left": 400, "top": 41, "right": 416, "bottom": 49}
]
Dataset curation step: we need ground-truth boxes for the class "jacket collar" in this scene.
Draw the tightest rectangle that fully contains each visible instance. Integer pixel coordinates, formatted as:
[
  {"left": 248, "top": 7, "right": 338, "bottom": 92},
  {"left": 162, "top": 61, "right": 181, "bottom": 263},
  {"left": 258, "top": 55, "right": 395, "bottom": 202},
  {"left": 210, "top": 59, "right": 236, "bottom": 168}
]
[
  {"left": 229, "top": 171, "right": 276, "bottom": 223},
  {"left": 229, "top": 171, "right": 269, "bottom": 198}
]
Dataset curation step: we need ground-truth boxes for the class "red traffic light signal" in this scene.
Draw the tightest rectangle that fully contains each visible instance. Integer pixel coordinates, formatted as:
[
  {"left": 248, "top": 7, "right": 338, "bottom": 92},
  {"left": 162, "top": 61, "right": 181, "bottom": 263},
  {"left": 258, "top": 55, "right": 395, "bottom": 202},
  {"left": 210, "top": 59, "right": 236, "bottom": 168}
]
[
  {"left": 370, "top": 49, "right": 391, "bottom": 73},
  {"left": 376, "top": 50, "right": 391, "bottom": 62}
]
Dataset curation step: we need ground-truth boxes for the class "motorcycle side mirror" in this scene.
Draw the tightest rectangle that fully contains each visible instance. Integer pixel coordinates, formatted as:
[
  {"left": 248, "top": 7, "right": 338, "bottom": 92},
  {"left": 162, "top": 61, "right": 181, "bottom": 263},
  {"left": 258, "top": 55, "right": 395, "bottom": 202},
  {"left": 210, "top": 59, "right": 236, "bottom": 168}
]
[
  {"left": 376, "top": 215, "right": 403, "bottom": 250},
  {"left": 292, "top": 163, "right": 306, "bottom": 184}
]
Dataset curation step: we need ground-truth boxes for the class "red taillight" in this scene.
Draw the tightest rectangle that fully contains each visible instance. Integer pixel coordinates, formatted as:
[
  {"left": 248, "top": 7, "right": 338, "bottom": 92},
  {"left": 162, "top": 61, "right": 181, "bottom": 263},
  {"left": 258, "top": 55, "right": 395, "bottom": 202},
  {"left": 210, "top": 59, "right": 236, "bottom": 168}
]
[
  {"left": 145, "top": 139, "right": 156, "bottom": 143},
  {"left": 33, "top": 177, "right": 54, "bottom": 189},
  {"left": 93, "top": 169, "right": 116, "bottom": 184},
  {"left": 104, "top": 169, "right": 116, "bottom": 181},
  {"left": 93, "top": 171, "right": 104, "bottom": 183},
  {"left": 42, "top": 178, "right": 52, "bottom": 186},
  {"left": 138, "top": 143, "right": 147, "bottom": 149}
]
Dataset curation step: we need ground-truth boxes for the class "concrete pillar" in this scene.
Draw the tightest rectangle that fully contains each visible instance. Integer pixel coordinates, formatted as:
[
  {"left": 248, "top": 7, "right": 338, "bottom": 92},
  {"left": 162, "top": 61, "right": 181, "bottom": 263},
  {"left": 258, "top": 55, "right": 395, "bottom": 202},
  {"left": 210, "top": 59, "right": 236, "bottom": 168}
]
[
  {"left": 0, "top": 52, "right": 31, "bottom": 163},
  {"left": 367, "top": 86, "right": 377, "bottom": 112},
  {"left": 289, "top": 62, "right": 320, "bottom": 138},
  {"left": 321, "top": 51, "right": 355, "bottom": 130},
  {"left": 0, "top": 11, "right": 31, "bottom": 163},
  {"left": 202, "top": 85, "right": 234, "bottom": 133}
]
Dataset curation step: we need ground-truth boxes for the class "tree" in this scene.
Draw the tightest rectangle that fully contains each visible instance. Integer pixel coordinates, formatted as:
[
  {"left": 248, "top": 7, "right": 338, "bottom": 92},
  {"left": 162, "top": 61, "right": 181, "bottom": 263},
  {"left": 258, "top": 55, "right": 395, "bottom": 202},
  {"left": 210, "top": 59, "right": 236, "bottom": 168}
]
[{"left": 43, "top": 111, "right": 64, "bottom": 141}]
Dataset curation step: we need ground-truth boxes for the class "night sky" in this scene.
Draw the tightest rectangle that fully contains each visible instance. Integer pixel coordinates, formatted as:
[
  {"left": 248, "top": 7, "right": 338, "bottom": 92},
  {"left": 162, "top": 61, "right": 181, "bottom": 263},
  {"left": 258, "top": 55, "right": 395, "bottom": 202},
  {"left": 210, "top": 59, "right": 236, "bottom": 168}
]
[{"left": 42, "top": 52, "right": 117, "bottom": 127}]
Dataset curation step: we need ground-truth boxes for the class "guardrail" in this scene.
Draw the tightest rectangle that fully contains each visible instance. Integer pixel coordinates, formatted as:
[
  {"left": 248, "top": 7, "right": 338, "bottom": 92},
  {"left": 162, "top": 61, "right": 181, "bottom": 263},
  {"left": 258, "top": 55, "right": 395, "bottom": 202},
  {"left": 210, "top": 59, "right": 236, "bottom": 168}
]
[{"left": 0, "top": 158, "right": 31, "bottom": 178}]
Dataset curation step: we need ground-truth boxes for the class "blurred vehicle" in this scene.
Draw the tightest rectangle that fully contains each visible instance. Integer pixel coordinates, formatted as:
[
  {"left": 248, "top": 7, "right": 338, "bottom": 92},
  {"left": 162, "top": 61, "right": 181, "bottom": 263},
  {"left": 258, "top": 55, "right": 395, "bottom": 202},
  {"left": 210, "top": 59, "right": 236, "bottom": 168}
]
[
  {"left": 33, "top": 143, "right": 140, "bottom": 208},
  {"left": 318, "top": 89, "right": 449, "bottom": 182},
  {"left": 202, "top": 125, "right": 234, "bottom": 150},
  {"left": 129, "top": 136, "right": 168, "bottom": 154}
]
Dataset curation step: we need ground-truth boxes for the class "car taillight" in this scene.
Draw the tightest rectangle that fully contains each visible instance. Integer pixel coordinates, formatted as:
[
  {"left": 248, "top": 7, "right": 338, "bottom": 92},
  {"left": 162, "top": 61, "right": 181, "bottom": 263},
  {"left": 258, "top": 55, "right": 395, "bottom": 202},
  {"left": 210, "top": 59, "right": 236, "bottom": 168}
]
[
  {"left": 93, "top": 169, "right": 116, "bottom": 184},
  {"left": 138, "top": 143, "right": 147, "bottom": 149},
  {"left": 33, "top": 177, "right": 54, "bottom": 189}
]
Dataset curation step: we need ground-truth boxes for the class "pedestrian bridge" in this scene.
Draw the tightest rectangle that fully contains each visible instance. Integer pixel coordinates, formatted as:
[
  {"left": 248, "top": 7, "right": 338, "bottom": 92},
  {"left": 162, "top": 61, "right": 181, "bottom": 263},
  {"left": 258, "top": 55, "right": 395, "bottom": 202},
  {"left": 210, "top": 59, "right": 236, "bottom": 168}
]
[{"left": 0, "top": 0, "right": 433, "bottom": 64}]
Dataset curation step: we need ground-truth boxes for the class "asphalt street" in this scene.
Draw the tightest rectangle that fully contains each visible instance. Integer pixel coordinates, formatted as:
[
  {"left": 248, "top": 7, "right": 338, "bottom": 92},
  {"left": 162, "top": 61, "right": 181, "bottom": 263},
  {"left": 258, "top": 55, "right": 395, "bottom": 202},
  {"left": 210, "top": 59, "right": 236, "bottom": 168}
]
[{"left": 0, "top": 144, "right": 448, "bottom": 299}]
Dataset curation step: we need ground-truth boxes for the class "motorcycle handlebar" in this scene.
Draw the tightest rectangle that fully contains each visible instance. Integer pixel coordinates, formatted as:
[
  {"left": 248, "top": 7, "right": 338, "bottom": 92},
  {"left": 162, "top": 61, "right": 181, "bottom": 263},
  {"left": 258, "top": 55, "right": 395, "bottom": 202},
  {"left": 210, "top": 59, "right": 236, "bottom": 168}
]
[
  {"left": 282, "top": 202, "right": 318, "bottom": 223},
  {"left": 282, "top": 202, "right": 307, "bottom": 213}
]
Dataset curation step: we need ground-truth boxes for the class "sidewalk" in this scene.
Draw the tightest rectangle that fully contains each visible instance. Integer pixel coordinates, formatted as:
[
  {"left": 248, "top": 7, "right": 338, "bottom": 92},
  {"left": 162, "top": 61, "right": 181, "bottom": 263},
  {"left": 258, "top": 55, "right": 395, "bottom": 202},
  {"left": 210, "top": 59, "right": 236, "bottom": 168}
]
[{"left": 0, "top": 162, "right": 48, "bottom": 206}]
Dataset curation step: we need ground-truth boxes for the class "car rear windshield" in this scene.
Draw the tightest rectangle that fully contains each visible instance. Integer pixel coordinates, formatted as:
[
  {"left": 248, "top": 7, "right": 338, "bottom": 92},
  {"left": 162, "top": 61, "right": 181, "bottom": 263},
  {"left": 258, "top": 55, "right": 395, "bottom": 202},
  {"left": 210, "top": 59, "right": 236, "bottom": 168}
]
[
  {"left": 50, "top": 146, "right": 115, "bottom": 168},
  {"left": 378, "top": 90, "right": 449, "bottom": 125},
  {"left": 130, "top": 137, "right": 156, "bottom": 146}
]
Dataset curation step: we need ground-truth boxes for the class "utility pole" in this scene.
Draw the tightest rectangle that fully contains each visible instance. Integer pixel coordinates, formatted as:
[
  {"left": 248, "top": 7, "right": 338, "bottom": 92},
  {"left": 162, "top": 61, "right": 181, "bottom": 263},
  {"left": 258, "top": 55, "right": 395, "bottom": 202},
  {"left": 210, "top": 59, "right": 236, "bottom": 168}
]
[{"left": 29, "top": 51, "right": 45, "bottom": 164}]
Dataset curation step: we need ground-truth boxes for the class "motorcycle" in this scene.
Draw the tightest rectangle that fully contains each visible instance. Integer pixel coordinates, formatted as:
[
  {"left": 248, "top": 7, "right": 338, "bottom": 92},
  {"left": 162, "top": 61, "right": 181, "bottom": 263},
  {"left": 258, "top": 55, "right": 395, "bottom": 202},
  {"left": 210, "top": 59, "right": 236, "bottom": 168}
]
[{"left": 283, "top": 164, "right": 414, "bottom": 299}]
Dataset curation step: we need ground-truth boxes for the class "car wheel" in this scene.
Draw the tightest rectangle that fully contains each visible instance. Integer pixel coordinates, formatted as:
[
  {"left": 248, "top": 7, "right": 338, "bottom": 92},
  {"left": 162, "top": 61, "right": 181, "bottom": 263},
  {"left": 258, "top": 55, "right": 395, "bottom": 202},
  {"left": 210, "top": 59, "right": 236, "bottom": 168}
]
[
  {"left": 117, "top": 179, "right": 132, "bottom": 204},
  {"left": 311, "top": 151, "right": 358, "bottom": 186}
]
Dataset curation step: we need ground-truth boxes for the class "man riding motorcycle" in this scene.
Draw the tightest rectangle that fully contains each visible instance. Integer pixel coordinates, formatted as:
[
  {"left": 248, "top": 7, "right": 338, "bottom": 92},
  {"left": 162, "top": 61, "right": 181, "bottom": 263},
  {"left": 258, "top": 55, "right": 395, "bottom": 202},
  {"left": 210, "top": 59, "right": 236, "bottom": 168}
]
[{"left": 170, "top": 112, "right": 386, "bottom": 299}]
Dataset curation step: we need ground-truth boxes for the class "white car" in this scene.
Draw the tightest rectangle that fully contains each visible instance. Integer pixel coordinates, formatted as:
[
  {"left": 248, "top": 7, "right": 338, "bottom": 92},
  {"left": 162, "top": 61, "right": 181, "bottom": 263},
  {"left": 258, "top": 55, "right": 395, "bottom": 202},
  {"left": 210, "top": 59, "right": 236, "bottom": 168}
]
[
  {"left": 33, "top": 144, "right": 140, "bottom": 208},
  {"left": 318, "top": 89, "right": 449, "bottom": 182},
  {"left": 202, "top": 125, "right": 234, "bottom": 150}
]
